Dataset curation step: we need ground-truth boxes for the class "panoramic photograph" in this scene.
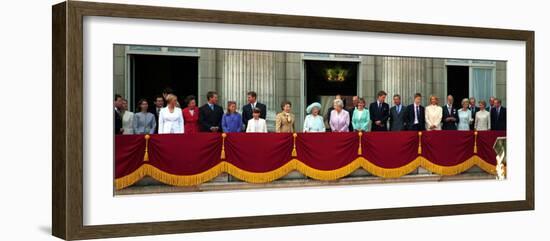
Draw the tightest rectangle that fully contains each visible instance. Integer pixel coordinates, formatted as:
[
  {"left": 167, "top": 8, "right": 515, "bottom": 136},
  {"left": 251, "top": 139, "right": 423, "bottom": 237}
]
[{"left": 112, "top": 44, "right": 507, "bottom": 195}]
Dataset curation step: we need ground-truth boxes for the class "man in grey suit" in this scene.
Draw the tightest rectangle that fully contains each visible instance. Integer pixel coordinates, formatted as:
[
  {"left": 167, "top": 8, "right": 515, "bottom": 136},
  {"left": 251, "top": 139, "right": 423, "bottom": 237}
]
[{"left": 389, "top": 94, "right": 406, "bottom": 131}]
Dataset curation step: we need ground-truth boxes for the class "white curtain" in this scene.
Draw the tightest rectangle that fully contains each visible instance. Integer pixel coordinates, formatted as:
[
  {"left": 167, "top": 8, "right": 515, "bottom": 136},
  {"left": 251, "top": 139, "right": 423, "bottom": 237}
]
[{"left": 471, "top": 68, "right": 494, "bottom": 104}]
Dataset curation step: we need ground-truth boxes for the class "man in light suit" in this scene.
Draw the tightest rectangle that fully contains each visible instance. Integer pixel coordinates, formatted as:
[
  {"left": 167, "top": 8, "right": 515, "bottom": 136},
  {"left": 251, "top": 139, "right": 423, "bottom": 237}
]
[
  {"left": 369, "top": 91, "right": 390, "bottom": 131},
  {"left": 241, "top": 91, "right": 267, "bottom": 130},
  {"left": 404, "top": 93, "right": 426, "bottom": 131},
  {"left": 442, "top": 95, "right": 458, "bottom": 130},
  {"left": 389, "top": 94, "right": 406, "bottom": 131},
  {"left": 199, "top": 91, "right": 224, "bottom": 132},
  {"left": 491, "top": 98, "right": 507, "bottom": 131}
]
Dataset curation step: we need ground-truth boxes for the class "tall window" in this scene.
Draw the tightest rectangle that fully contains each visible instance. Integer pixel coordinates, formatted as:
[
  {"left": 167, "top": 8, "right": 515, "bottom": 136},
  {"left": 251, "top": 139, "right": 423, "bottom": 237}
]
[
  {"left": 446, "top": 59, "right": 496, "bottom": 104},
  {"left": 471, "top": 67, "right": 495, "bottom": 104}
]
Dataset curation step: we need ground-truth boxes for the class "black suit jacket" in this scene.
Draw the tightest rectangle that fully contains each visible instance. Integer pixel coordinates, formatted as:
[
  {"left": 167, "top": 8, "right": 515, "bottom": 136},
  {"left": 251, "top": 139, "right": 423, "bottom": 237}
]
[
  {"left": 442, "top": 105, "right": 458, "bottom": 130},
  {"left": 199, "top": 104, "right": 224, "bottom": 132},
  {"left": 369, "top": 102, "right": 390, "bottom": 131},
  {"left": 491, "top": 106, "right": 507, "bottom": 130},
  {"left": 148, "top": 106, "right": 162, "bottom": 134},
  {"left": 242, "top": 102, "right": 267, "bottom": 126},
  {"left": 114, "top": 109, "right": 123, "bottom": 135},
  {"left": 389, "top": 105, "right": 406, "bottom": 131},
  {"left": 404, "top": 104, "right": 426, "bottom": 131}
]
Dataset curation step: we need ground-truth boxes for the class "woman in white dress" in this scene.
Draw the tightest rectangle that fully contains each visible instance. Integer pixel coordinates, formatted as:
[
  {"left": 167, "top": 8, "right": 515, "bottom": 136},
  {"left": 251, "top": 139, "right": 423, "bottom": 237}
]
[
  {"left": 457, "top": 98, "right": 473, "bottom": 131},
  {"left": 303, "top": 102, "right": 325, "bottom": 132},
  {"left": 121, "top": 98, "right": 134, "bottom": 134},
  {"left": 158, "top": 94, "right": 184, "bottom": 134},
  {"left": 474, "top": 100, "right": 491, "bottom": 131},
  {"left": 246, "top": 107, "right": 267, "bottom": 133},
  {"left": 425, "top": 95, "right": 442, "bottom": 131}
]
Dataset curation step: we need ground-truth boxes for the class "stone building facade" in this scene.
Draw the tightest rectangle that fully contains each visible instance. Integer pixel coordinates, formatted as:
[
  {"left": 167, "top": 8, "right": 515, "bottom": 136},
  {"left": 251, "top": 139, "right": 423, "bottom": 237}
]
[{"left": 114, "top": 45, "right": 506, "bottom": 132}]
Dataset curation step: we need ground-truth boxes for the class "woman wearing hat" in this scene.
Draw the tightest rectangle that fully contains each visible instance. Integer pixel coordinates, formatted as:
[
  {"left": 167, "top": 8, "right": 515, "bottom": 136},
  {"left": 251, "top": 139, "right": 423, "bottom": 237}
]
[{"left": 303, "top": 102, "right": 325, "bottom": 132}]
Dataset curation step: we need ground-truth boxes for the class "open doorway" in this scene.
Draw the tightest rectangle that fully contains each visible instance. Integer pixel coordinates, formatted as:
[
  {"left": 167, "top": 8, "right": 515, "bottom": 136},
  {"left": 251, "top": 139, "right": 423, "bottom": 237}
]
[
  {"left": 304, "top": 60, "right": 358, "bottom": 115},
  {"left": 446, "top": 65, "right": 469, "bottom": 109},
  {"left": 129, "top": 54, "right": 198, "bottom": 110}
]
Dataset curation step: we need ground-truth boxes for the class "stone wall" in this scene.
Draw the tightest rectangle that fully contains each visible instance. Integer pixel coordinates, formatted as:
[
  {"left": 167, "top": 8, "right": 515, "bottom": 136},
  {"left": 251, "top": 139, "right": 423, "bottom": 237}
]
[{"left": 113, "top": 46, "right": 507, "bottom": 129}]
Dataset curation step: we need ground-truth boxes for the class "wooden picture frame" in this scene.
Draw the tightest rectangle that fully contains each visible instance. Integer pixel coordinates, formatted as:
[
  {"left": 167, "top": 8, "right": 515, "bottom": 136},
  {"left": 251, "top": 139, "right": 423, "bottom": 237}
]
[{"left": 52, "top": 1, "right": 534, "bottom": 240}]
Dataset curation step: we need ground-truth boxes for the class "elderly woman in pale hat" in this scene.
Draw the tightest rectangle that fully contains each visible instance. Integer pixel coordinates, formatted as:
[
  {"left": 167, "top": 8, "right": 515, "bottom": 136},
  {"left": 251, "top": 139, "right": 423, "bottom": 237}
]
[{"left": 303, "top": 102, "right": 325, "bottom": 132}]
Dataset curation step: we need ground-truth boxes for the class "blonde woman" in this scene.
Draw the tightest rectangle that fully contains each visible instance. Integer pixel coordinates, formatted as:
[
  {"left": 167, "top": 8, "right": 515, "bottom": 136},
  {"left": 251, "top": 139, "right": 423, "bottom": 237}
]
[
  {"left": 474, "top": 100, "right": 491, "bottom": 131},
  {"left": 121, "top": 98, "right": 134, "bottom": 135},
  {"left": 158, "top": 94, "right": 184, "bottom": 134},
  {"left": 275, "top": 100, "right": 295, "bottom": 133},
  {"left": 351, "top": 98, "right": 370, "bottom": 131},
  {"left": 457, "top": 98, "right": 473, "bottom": 131},
  {"left": 425, "top": 95, "right": 442, "bottom": 131}
]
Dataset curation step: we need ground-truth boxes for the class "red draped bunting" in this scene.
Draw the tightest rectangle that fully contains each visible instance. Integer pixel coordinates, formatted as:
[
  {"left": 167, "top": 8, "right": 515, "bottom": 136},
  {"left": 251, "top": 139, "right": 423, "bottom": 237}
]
[{"left": 114, "top": 131, "right": 506, "bottom": 189}]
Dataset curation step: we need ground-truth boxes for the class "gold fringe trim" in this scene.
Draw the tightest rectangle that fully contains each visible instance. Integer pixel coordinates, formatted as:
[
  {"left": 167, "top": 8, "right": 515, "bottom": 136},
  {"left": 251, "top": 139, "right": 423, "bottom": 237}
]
[
  {"left": 226, "top": 161, "right": 296, "bottom": 183},
  {"left": 417, "top": 131, "right": 422, "bottom": 154},
  {"left": 360, "top": 157, "right": 422, "bottom": 178},
  {"left": 220, "top": 133, "right": 227, "bottom": 159},
  {"left": 357, "top": 131, "right": 363, "bottom": 155},
  {"left": 115, "top": 156, "right": 499, "bottom": 189},
  {"left": 114, "top": 163, "right": 226, "bottom": 190},
  {"left": 143, "top": 134, "right": 150, "bottom": 161},
  {"left": 297, "top": 159, "right": 361, "bottom": 180},
  {"left": 473, "top": 131, "right": 478, "bottom": 154},
  {"left": 419, "top": 155, "right": 497, "bottom": 176},
  {"left": 291, "top": 133, "right": 298, "bottom": 157}
]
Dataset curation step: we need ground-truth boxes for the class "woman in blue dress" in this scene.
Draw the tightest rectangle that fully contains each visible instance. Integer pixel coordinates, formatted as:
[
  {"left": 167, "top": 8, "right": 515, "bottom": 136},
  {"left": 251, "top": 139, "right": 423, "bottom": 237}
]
[
  {"left": 303, "top": 102, "right": 325, "bottom": 132},
  {"left": 222, "top": 101, "right": 243, "bottom": 133}
]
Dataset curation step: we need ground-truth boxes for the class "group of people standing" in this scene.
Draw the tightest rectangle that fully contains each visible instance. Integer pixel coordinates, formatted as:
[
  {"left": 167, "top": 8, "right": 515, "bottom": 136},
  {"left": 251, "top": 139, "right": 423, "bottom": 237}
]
[
  {"left": 114, "top": 89, "right": 506, "bottom": 135},
  {"left": 114, "top": 90, "right": 269, "bottom": 135},
  {"left": 311, "top": 91, "right": 506, "bottom": 132}
]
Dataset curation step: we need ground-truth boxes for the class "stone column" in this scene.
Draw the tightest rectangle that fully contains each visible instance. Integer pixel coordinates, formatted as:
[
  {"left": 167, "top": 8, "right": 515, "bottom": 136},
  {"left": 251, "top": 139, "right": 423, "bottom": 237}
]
[
  {"left": 431, "top": 58, "right": 446, "bottom": 104},
  {"left": 376, "top": 56, "right": 427, "bottom": 106},
  {"left": 198, "top": 49, "right": 217, "bottom": 106},
  {"left": 284, "top": 53, "right": 303, "bottom": 132},
  {"left": 495, "top": 61, "right": 507, "bottom": 106},
  {"left": 360, "top": 56, "right": 376, "bottom": 102},
  {"left": 217, "top": 50, "right": 279, "bottom": 129},
  {"left": 113, "top": 45, "right": 126, "bottom": 100}
]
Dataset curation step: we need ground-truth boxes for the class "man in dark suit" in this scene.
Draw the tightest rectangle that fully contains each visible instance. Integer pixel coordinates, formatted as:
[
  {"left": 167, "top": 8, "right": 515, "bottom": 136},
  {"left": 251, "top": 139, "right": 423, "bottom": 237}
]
[
  {"left": 404, "top": 93, "right": 426, "bottom": 131},
  {"left": 242, "top": 91, "right": 267, "bottom": 130},
  {"left": 442, "top": 95, "right": 458, "bottom": 130},
  {"left": 468, "top": 97, "right": 480, "bottom": 130},
  {"left": 114, "top": 94, "right": 124, "bottom": 134},
  {"left": 491, "top": 98, "right": 507, "bottom": 130},
  {"left": 369, "top": 91, "right": 390, "bottom": 131},
  {"left": 199, "top": 91, "right": 224, "bottom": 132},
  {"left": 148, "top": 95, "right": 164, "bottom": 134},
  {"left": 389, "top": 94, "right": 406, "bottom": 131}
]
